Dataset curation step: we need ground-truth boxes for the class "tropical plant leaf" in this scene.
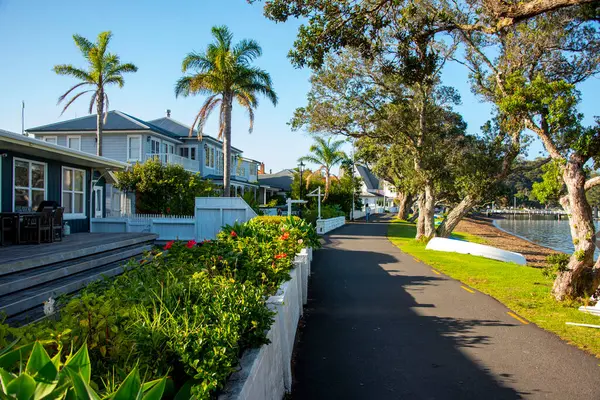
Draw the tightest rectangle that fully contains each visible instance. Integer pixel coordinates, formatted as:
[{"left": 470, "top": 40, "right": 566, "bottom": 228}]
[
  {"left": 65, "top": 369, "right": 100, "bottom": 400},
  {"left": 64, "top": 344, "right": 91, "bottom": 383},
  {"left": 109, "top": 367, "right": 141, "bottom": 400},
  {"left": 5, "top": 373, "right": 36, "bottom": 400},
  {"left": 141, "top": 376, "right": 166, "bottom": 400}
]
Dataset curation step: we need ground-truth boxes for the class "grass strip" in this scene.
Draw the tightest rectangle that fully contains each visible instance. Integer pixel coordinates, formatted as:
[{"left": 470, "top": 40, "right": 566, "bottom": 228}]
[{"left": 388, "top": 219, "right": 600, "bottom": 358}]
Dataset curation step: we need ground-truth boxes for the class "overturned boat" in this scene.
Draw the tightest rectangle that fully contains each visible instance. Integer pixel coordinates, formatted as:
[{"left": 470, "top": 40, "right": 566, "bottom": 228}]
[{"left": 426, "top": 237, "right": 527, "bottom": 265}]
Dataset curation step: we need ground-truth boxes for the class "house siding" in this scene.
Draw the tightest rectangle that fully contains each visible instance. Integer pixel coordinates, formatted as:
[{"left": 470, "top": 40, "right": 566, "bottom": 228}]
[
  {"left": 1, "top": 150, "right": 92, "bottom": 233},
  {"left": 81, "top": 136, "right": 96, "bottom": 154},
  {"left": 102, "top": 134, "right": 128, "bottom": 162}
]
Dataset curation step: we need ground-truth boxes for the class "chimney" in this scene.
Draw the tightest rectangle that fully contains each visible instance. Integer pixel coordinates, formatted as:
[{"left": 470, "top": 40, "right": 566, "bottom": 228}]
[
  {"left": 258, "top": 162, "right": 266, "bottom": 175},
  {"left": 166, "top": 109, "right": 171, "bottom": 118}
]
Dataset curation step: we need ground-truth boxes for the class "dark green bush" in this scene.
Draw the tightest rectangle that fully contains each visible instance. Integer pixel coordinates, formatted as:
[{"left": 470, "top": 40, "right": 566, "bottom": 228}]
[{"left": 1, "top": 217, "right": 319, "bottom": 399}]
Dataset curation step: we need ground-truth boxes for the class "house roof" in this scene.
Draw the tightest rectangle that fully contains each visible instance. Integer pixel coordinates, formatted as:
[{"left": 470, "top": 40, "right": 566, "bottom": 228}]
[
  {"left": 258, "top": 169, "right": 295, "bottom": 192},
  {"left": 355, "top": 164, "right": 380, "bottom": 190},
  {"left": 0, "top": 129, "right": 129, "bottom": 169},
  {"left": 149, "top": 117, "right": 242, "bottom": 152},
  {"left": 27, "top": 111, "right": 182, "bottom": 141}
]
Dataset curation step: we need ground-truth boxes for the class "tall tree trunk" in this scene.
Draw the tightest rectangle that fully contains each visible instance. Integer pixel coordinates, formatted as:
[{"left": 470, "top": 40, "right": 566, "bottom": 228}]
[
  {"left": 222, "top": 95, "right": 233, "bottom": 197},
  {"left": 323, "top": 169, "right": 331, "bottom": 202},
  {"left": 552, "top": 159, "right": 599, "bottom": 299},
  {"left": 423, "top": 183, "right": 436, "bottom": 238},
  {"left": 436, "top": 194, "right": 479, "bottom": 238},
  {"left": 396, "top": 192, "right": 413, "bottom": 220},
  {"left": 96, "top": 90, "right": 104, "bottom": 157},
  {"left": 416, "top": 194, "right": 426, "bottom": 239}
]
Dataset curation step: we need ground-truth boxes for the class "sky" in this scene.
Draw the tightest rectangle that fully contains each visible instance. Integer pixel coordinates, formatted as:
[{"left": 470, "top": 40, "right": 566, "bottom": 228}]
[{"left": 1, "top": 0, "right": 599, "bottom": 172}]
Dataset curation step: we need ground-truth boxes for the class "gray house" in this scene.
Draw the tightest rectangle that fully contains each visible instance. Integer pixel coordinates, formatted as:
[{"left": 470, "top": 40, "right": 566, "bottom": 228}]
[{"left": 27, "top": 111, "right": 262, "bottom": 216}]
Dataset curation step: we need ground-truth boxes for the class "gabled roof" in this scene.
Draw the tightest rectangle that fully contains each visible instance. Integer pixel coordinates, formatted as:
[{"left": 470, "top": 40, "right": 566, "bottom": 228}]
[
  {"left": 258, "top": 169, "right": 295, "bottom": 192},
  {"left": 0, "top": 128, "right": 128, "bottom": 169},
  {"left": 149, "top": 117, "right": 242, "bottom": 152},
  {"left": 355, "top": 165, "right": 380, "bottom": 190},
  {"left": 27, "top": 111, "right": 181, "bottom": 140}
]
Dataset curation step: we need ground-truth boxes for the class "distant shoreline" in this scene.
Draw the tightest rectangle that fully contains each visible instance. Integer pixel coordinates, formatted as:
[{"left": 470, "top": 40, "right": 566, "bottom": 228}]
[{"left": 455, "top": 216, "right": 561, "bottom": 268}]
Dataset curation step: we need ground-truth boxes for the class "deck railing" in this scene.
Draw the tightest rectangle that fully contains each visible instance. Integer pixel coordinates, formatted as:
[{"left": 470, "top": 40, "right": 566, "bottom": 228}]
[{"left": 145, "top": 153, "right": 199, "bottom": 173}]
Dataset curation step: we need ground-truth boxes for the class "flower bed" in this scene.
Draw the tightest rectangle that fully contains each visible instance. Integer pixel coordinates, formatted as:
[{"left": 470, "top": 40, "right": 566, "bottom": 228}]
[{"left": 0, "top": 216, "right": 319, "bottom": 399}]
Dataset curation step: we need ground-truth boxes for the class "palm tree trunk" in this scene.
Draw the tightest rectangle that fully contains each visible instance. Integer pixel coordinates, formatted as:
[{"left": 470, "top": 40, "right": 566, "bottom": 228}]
[
  {"left": 96, "top": 90, "right": 104, "bottom": 157},
  {"left": 222, "top": 94, "right": 233, "bottom": 197},
  {"left": 323, "top": 168, "right": 331, "bottom": 202}
]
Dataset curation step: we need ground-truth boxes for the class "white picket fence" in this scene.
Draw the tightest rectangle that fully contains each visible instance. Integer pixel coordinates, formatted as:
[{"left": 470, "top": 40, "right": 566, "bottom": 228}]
[
  {"left": 316, "top": 216, "right": 346, "bottom": 234},
  {"left": 91, "top": 197, "right": 257, "bottom": 241}
]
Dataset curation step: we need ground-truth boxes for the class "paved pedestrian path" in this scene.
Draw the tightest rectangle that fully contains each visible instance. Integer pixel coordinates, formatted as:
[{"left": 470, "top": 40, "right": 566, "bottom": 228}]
[{"left": 292, "top": 216, "right": 600, "bottom": 399}]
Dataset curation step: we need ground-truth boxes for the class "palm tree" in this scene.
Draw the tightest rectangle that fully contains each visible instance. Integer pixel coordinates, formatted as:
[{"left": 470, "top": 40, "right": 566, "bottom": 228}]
[
  {"left": 299, "top": 137, "right": 348, "bottom": 201},
  {"left": 54, "top": 31, "right": 138, "bottom": 156},
  {"left": 175, "top": 25, "right": 278, "bottom": 197}
]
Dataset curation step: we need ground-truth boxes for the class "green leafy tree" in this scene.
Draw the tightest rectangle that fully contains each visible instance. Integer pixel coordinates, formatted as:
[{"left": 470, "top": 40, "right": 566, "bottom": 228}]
[
  {"left": 53, "top": 31, "right": 138, "bottom": 156},
  {"left": 298, "top": 137, "right": 348, "bottom": 201},
  {"left": 175, "top": 26, "right": 278, "bottom": 197},
  {"left": 114, "top": 159, "right": 217, "bottom": 215},
  {"left": 531, "top": 161, "right": 565, "bottom": 206}
]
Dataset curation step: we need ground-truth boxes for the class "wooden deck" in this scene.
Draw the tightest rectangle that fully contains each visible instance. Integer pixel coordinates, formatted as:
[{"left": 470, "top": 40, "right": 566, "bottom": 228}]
[{"left": 0, "top": 232, "right": 156, "bottom": 275}]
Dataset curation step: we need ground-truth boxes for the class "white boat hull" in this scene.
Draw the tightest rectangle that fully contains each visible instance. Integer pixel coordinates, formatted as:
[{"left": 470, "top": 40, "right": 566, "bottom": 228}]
[{"left": 425, "top": 237, "right": 527, "bottom": 265}]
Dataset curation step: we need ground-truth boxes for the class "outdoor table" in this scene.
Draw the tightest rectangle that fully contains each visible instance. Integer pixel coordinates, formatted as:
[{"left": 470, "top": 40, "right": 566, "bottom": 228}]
[{"left": 0, "top": 212, "right": 44, "bottom": 244}]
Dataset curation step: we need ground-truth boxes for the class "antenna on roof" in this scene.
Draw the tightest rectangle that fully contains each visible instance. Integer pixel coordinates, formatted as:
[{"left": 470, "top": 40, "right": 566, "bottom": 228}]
[
  {"left": 166, "top": 109, "right": 171, "bottom": 118},
  {"left": 21, "top": 101, "right": 27, "bottom": 136}
]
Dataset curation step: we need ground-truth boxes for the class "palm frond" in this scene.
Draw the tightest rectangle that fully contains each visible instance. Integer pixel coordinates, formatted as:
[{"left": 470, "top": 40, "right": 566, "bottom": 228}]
[
  {"left": 107, "top": 62, "right": 138, "bottom": 77},
  {"left": 104, "top": 76, "right": 125, "bottom": 88},
  {"left": 96, "top": 31, "right": 113, "bottom": 57},
  {"left": 53, "top": 65, "right": 94, "bottom": 82},
  {"left": 60, "top": 90, "right": 94, "bottom": 115},
  {"left": 58, "top": 82, "right": 91, "bottom": 104},
  {"left": 72, "top": 34, "right": 94, "bottom": 57},
  {"left": 236, "top": 94, "right": 255, "bottom": 134},
  {"left": 233, "top": 39, "right": 262, "bottom": 65},
  {"left": 211, "top": 25, "right": 234, "bottom": 50},
  {"left": 88, "top": 92, "right": 97, "bottom": 114},
  {"left": 181, "top": 53, "right": 214, "bottom": 73}
]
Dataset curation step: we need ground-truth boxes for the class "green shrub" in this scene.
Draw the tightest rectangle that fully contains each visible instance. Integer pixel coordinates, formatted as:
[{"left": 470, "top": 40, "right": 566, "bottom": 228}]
[
  {"left": 543, "top": 253, "right": 570, "bottom": 278},
  {"left": 1, "top": 217, "right": 319, "bottom": 399}
]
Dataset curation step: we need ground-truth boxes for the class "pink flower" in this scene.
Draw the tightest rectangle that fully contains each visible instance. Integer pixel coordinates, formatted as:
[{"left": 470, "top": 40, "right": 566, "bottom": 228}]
[
  {"left": 164, "top": 240, "right": 175, "bottom": 250},
  {"left": 186, "top": 240, "right": 197, "bottom": 249},
  {"left": 298, "top": 239, "right": 303, "bottom": 244}
]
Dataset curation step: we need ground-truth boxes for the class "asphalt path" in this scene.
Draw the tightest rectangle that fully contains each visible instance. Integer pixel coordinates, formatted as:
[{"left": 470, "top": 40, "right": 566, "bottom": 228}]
[{"left": 292, "top": 215, "right": 600, "bottom": 399}]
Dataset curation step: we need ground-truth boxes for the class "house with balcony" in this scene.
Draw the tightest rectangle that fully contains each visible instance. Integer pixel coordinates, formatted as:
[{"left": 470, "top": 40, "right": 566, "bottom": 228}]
[
  {"left": 26, "top": 110, "right": 262, "bottom": 216},
  {"left": 354, "top": 164, "right": 398, "bottom": 209}
]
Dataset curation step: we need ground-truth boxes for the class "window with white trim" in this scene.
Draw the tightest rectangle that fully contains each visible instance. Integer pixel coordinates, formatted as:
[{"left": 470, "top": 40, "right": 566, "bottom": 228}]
[
  {"left": 127, "top": 135, "right": 142, "bottom": 161},
  {"left": 43, "top": 136, "right": 57, "bottom": 145},
  {"left": 13, "top": 159, "right": 46, "bottom": 211},
  {"left": 62, "top": 167, "right": 86, "bottom": 217},
  {"left": 67, "top": 136, "right": 81, "bottom": 151},
  {"left": 210, "top": 148, "right": 215, "bottom": 168}
]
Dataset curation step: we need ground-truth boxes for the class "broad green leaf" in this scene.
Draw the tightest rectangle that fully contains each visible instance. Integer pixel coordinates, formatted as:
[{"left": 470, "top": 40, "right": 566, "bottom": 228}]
[
  {"left": 0, "top": 342, "right": 35, "bottom": 369},
  {"left": 64, "top": 345, "right": 91, "bottom": 383},
  {"left": 65, "top": 369, "right": 100, "bottom": 400},
  {"left": 25, "top": 343, "right": 51, "bottom": 376},
  {"left": 6, "top": 373, "right": 35, "bottom": 400},
  {"left": 0, "top": 368, "right": 16, "bottom": 393},
  {"left": 173, "top": 380, "right": 194, "bottom": 400},
  {"left": 110, "top": 367, "right": 141, "bottom": 400},
  {"left": 141, "top": 377, "right": 166, "bottom": 400}
]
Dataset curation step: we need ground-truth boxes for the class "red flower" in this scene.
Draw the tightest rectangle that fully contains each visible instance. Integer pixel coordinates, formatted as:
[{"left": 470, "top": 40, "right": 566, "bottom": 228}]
[
  {"left": 231, "top": 231, "right": 238, "bottom": 238},
  {"left": 280, "top": 232, "right": 290, "bottom": 240},
  {"left": 275, "top": 253, "right": 288, "bottom": 260},
  {"left": 164, "top": 240, "right": 175, "bottom": 250},
  {"left": 186, "top": 240, "right": 197, "bottom": 249},
  {"left": 166, "top": 207, "right": 171, "bottom": 214}
]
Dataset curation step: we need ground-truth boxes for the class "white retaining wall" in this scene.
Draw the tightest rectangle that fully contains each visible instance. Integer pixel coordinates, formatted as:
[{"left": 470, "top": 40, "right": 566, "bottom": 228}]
[
  {"left": 316, "top": 216, "right": 346, "bottom": 234},
  {"left": 219, "top": 248, "right": 312, "bottom": 400}
]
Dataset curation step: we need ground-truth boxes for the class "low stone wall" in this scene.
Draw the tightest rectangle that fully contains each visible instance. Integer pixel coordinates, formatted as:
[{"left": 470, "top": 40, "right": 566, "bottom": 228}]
[{"left": 218, "top": 248, "right": 312, "bottom": 400}]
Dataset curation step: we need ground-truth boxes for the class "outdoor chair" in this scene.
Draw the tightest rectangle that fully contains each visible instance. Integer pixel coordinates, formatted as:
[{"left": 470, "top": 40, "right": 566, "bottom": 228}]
[
  {"left": 1, "top": 215, "right": 17, "bottom": 245},
  {"left": 51, "top": 208, "right": 64, "bottom": 242},
  {"left": 20, "top": 209, "right": 53, "bottom": 244}
]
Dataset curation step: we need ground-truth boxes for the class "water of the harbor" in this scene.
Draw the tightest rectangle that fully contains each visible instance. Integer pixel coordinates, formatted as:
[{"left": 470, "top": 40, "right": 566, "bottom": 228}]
[{"left": 493, "top": 216, "right": 600, "bottom": 256}]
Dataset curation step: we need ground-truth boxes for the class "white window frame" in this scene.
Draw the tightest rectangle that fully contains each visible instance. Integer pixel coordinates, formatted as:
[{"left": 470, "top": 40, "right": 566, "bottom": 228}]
[
  {"left": 126, "top": 135, "right": 142, "bottom": 162},
  {"left": 43, "top": 136, "right": 58, "bottom": 145},
  {"left": 66, "top": 135, "right": 82, "bottom": 151},
  {"left": 204, "top": 146, "right": 211, "bottom": 168},
  {"left": 61, "top": 166, "right": 87, "bottom": 219},
  {"left": 12, "top": 157, "right": 47, "bottom": 212}
]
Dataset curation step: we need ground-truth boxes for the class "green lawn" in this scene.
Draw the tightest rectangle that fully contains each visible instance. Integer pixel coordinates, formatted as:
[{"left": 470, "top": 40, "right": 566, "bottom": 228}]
[{"left": 388, "top": 219, "right": 600, "bottom": 358}]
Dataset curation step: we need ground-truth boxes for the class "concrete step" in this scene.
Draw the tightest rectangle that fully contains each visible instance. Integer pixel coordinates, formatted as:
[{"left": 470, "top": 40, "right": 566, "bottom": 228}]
[
  {"left": 0, "top": 244, "right": 151, "bottom": 297},
  {"left": 0, "top": 233, "right": 157, "bottom": 276},
  {"left": 1, "top": 256, "right": 144, "bottom": 323}
]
